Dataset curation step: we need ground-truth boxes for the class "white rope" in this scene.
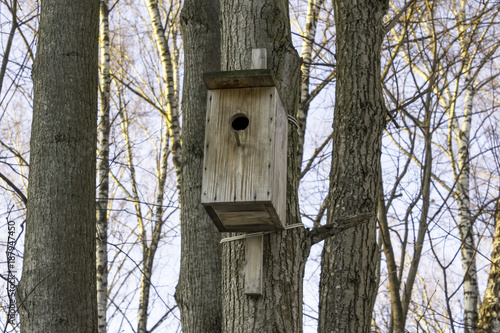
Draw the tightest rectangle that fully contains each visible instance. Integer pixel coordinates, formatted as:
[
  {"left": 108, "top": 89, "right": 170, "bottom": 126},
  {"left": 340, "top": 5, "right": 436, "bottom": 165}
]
[{"left": 220, "top": 223, "right": 304, "bottom": 243}]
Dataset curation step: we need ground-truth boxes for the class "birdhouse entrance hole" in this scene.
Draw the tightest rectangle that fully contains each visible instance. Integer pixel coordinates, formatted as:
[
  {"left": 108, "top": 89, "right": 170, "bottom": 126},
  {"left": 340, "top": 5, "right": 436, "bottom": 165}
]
[
  {"left": 231, "top": 114, "right": 249, "bottom": 131},
  {"left": 201, "top": 49, "right": 287, "bottom": 234}
]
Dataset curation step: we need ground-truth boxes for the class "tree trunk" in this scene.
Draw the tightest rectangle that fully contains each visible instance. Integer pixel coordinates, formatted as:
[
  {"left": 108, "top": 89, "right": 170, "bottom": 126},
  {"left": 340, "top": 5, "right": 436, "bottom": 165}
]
[
  {"left": 478, "top": 198, "right": 500, "bottom": 332},
  {"left": 137, "top": 117, "right": 170, "bottom": 333},
  {"left": 97, "top": 0, "right": 111, "bottom": 332},
  {"left": 378, "top": 176, "right": 404, "bottom": 333},
  {"left": 17, "top": 0, "right": 99, "bottom": 332},
  {"left": 218, "top": 0, "right": 304, "bottom": 332},
  {"left": 145, "top": 0, "right": 182, "bottom": 174},
  {"left": 297, "top": 0, "right": 324, "bottom": 171},
  {"left": 454, "top": 2, "right": 480, "bottom": 330},
  {"left": 318, "top": 0, "right": 388, "bottom": 332},
  {"left": 174, "top": 0, "right": 223, "bottom": 332}
]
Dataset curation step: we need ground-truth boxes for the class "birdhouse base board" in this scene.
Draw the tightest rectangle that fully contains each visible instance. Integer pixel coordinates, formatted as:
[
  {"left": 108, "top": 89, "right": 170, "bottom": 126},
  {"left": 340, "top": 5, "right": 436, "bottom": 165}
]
[{"left": 203, "top": 202, "right": 285, "bottom": 232}]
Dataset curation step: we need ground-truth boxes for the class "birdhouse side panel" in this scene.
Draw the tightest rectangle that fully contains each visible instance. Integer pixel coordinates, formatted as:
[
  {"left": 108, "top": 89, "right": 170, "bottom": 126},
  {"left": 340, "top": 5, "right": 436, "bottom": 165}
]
[
  {"left": 272, "top": 93, "right": 288, "bottom": 227},
  {"left": 202, "top": 88, "right": 275, "bottom": 205}
]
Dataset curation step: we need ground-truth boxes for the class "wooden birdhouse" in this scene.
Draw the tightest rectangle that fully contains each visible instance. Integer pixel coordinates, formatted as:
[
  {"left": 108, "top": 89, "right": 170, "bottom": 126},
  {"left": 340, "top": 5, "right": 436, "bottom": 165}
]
[{"left": 201, "top": 67, "right": 288, "bottom": 233}]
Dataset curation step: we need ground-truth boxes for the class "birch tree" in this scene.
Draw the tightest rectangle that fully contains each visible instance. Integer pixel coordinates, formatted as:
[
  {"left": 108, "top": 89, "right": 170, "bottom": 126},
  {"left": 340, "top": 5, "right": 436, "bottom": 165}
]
[
  {"left": 295, "top": 0, "right": 327, "bottom": 170},
  {"left": 144, "top": 0, "right": 182, "bottom": 174},
  {"left": 2, "top": 0, "right": 500, "bottom": 331},
  {"left": 96, "top": 0, "right": 112, "bottom": 331},
  {"left": 96, "top": 1, "right": 182, "bottom": 330},
  {"left": 137, "top": 2, "right": 182, "bottom": 331},
  {"left": 374, "top": 0, "right": 500, "bottom": 330}
]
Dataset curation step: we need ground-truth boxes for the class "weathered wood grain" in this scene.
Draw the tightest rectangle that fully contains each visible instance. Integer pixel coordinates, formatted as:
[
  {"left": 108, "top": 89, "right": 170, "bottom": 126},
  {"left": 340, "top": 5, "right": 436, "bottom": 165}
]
[
  {"left": 201, "top": 85, "right": 287, "bottom": 232},
  {"left": 203, "top": 69, "right": 277, "bottom": 90},
  {"left": 245, "top": 236, "right": 263, "bottom": 295}
]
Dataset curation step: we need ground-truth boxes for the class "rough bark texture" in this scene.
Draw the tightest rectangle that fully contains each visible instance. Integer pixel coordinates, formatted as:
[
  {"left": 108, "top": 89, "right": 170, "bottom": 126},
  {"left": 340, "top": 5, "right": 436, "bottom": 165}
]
[
  {"left": 174, "top": 1, "right": 223, "bottom": 332},
  {"left": 17, "top": 0, "right": 99, "bottom": 332},
  {"left": 318, "top": 0, "right": 388, "bottom": 332},
  {"left": 219, "top": 0, "right": 304, "bottom": 332},
  {"left": 97, "top": 1, "right": 111, "bottom": 331},
  {"left": 478, "top": 199, "right": 500, "bottom": 332}
]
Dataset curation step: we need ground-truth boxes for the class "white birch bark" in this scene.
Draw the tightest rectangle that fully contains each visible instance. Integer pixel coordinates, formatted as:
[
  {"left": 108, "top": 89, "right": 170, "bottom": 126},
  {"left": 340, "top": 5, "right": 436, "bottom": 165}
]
[
  {"left": 145, "top": 0, "right": 182, "bottom": 174},
  {"left": 453, "top": 2, "right": 480, "bottom": 330},
  {"left": 133, "top": 3, "right": 181, "bottom": 331},
  {"left": 297, "top": 0, "right": 324, "bottom": 170},
  {"left": 96, "top": 1, "right": 111, "bottom": 332},
  {"left": 456, "top": 77, "right": 479, "bottom": 333}
]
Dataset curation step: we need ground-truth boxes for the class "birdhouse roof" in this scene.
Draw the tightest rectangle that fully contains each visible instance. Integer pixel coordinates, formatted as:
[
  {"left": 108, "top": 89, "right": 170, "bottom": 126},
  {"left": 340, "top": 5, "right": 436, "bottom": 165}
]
[{"left": 203, "top": 69, "right": 277, "bottom": 90}]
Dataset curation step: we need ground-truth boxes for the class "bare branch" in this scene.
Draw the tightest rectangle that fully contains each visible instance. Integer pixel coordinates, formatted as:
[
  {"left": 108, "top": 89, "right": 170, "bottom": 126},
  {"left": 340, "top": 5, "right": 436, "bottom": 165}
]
[
  {"left": 384, "top": 0, "right": 417, "bottom": 35},
  {"left": 0, "top": 170, "right": 27, "bottom": 205},
  {"left": 309, "top": 213, "right": 374, "bottom": 245}
]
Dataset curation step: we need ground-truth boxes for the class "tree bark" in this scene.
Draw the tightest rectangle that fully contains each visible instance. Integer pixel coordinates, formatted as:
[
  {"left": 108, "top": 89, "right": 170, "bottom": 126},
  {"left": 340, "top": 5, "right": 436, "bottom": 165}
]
[
  {"left": 318, "top": 0, "right": 388, "bottom": 331},
  {"left": 454, "top": 2, "right": 480, "bottom": 330},
  {"left": 17, "top": 0, "right": 99, "bottom": 332},
  {"left": 97, "top": 0, "right": 111, "bottom": 331},
  {"left": 137, "top": 117, "right": 170, "bottom": 333},
  {"left": 219, "top": 0, "right": 304, "bottom": 332},
  {"left": 478, "top": 198, "right": 500, "bottom": 332},
  {"left": 297, "top": 0, "right": 324, "bottom": 171},
  {"left": 145, "top": 0, "right": 182, "bottom": 175},
  {"left": 174, "top": 0, "right": 223, "bottom": 332},
  {"left": 378, "top": 176, "right": 404, "bottom": 333}
]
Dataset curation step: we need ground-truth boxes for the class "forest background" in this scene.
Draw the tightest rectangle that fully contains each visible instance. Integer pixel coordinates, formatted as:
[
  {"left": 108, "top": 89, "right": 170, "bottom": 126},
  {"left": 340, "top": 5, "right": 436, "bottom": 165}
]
[{"left": 0, "top": 0, "right": 499, "bottom": 332}]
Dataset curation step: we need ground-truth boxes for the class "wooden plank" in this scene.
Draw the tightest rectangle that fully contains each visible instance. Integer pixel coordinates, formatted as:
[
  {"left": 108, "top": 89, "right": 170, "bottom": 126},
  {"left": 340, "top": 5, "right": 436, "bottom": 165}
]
[
  {"left": 203, "top": 69, "right": 276, "bottom": 89},
  {"left": 244, "top": 48, "right": 266, "bottom": 296},
  {"left": 203, "top": 202, "right": 283, "bottom": 232},
  {"left": 252, "top": 48, "right": 267, "bottom": 69},
  {"left": 272, "top": 90, "right": 288, "bottom": 227},
  {"left": 245, "top": 235, "right": 263, "bottom": 295}
]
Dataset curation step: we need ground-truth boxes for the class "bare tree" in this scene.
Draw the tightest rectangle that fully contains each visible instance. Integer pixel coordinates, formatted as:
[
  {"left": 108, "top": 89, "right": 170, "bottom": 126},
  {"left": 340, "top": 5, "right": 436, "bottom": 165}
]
[
  {"left": 375, "top": 0, "right": 500, "bottom": 331},
  {"left": 96, "top": 0, "right": 112, "bottom": 332}
]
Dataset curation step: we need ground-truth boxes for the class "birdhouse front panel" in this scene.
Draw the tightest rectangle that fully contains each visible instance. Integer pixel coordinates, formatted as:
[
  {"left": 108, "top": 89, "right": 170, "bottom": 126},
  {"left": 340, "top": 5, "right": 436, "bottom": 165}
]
[{"left": 201, "top": 84, "right": 287, "bottom": 232}]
